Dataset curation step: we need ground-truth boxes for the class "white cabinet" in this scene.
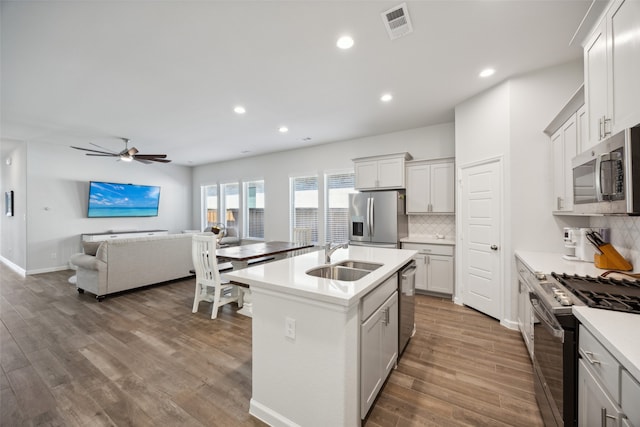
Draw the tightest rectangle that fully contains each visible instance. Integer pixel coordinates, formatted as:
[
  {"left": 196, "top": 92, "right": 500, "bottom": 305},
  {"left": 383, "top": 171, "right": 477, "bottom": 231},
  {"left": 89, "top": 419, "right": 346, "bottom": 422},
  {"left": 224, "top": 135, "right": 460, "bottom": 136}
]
[
  {"left": 360, "top": 279, "right": 398, "bottom": 418},
  {"left": 584, "top": 0, "right": 640, "bottom": 145},
  {"left": 354, "top": 152, "right": 412, "bottom": 190},
  {"left": 578, "top": 324, "right": 640, "bottom": 426},
  {"left": 551, "top": 112, "right": 578, "bottom": 212},
  {"left": 402, "top": 243, "right": 454, "bottom": 295},
  {"left": 515, "top": 256, "right": 535, "bottom": 358},
  {"left": 406, "top": 159, "right": 455, "bottom": 214}
]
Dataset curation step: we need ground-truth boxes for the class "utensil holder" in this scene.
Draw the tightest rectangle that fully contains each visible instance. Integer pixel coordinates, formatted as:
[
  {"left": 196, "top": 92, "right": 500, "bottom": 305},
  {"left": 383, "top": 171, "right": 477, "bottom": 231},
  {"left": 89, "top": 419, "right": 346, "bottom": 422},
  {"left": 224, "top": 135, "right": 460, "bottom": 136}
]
[{"left": 594, "top": 244, "right": 633, "bottom": 271}]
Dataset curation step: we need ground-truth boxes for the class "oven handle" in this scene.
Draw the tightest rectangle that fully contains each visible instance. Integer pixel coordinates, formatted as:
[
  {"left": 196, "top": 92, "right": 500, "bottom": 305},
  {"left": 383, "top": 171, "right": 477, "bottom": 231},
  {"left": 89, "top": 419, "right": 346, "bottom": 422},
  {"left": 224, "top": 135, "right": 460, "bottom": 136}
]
[{"left": 529, "top": 293, "right": 565, "bottom": 343}]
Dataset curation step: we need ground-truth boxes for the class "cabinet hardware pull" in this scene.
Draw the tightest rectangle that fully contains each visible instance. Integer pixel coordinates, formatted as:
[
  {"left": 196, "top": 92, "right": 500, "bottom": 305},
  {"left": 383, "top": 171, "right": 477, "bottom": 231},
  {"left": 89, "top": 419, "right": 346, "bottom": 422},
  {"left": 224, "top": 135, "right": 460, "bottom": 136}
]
[
  {"left": 603, "top": 117, "right": 611, "bottom": 137},
  {"left": 599, "top": 116, "right": 605, "bottom": 140},
  {"left": 584, "top": 351, "right": 601, "bottom": 365},
  {"left": 601, "top": 407, "right": 616, "bottom": 426}
]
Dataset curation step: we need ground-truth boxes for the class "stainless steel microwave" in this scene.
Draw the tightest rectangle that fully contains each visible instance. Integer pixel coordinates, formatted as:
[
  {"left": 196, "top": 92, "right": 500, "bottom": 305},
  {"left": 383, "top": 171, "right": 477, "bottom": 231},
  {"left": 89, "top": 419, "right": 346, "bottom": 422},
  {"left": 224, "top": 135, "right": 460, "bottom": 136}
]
[{"left": 572, "top": 125, "right": 640, "bottom": 215}]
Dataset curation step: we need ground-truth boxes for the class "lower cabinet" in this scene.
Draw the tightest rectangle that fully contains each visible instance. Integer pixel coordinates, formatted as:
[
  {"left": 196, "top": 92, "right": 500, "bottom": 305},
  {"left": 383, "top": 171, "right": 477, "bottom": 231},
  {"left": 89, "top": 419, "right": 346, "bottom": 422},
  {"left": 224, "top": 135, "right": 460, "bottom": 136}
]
[
  {"left": 402, "top": 243, "right": 454, "bottom": 295},
  {"left": 578, "top": 324, "right": 640, "bottom": 426},
  {"left": 361, "top": 289, "right": 398, "bottom": 418}
]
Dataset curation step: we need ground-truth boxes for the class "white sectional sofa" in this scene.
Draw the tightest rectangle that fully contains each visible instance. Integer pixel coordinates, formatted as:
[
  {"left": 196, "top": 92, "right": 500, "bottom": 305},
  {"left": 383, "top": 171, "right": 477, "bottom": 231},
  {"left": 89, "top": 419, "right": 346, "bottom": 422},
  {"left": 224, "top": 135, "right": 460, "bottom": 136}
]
[{"left": 70, "top": 234, "right": 194, "bottom": 300}]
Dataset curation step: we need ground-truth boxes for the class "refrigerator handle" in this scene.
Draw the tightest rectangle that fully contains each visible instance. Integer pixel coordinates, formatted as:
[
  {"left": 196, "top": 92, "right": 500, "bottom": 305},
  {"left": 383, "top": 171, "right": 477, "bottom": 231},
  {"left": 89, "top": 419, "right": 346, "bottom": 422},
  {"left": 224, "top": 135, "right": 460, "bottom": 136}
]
[
  {"left": 366, "top": 197, "right": 371, "bottom": 236},
  {"left": 369, "top": 197, "right": 374, "bottom": 236}
]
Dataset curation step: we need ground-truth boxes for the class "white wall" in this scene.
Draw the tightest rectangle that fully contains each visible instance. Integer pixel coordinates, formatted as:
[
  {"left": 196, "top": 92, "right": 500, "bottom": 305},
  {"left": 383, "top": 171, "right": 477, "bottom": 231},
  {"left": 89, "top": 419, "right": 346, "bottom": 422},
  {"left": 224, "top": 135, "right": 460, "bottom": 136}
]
[
  {"left": 192, "top": 123, "right": 455, "bottom": 242},
  {"left": 454, "top": 59, "right": 585, "bottom": 325},
  {"left": 2, "top": 140, "right": 193, "bottom": 274},
  {"left": 1, "top": 140, "right": 28, "bottom": 270}
]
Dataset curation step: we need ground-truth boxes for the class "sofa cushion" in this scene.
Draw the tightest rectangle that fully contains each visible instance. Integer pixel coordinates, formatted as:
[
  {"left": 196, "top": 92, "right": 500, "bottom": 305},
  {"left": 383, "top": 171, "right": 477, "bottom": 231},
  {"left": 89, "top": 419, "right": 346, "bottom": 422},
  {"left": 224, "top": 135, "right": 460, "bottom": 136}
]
[{"left": 82, "top": 241, "right": 101, "bottom": 256}]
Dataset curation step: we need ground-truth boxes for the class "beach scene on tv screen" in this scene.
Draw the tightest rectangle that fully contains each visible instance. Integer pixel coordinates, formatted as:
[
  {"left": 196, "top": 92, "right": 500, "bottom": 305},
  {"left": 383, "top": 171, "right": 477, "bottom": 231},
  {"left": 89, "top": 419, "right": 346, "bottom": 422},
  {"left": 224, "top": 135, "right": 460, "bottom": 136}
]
[{"left": 88, "top": 182, "right": 160, "bottom": 217}]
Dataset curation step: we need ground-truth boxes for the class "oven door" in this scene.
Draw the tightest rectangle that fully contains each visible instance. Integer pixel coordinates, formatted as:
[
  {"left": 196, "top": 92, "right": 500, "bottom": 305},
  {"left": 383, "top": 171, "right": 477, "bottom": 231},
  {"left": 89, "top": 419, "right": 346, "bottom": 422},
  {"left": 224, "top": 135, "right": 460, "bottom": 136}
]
[{"left": 530, "top": 292, "right": 565, "bottom": 427}]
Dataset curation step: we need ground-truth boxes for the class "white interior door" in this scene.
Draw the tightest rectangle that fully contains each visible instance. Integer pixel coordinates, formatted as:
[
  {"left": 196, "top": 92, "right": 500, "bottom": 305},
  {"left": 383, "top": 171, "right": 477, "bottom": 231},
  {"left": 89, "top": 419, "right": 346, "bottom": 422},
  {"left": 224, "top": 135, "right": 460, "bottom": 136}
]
[{"left": 459, "top": 159, "right": 502, "bottom": 320}]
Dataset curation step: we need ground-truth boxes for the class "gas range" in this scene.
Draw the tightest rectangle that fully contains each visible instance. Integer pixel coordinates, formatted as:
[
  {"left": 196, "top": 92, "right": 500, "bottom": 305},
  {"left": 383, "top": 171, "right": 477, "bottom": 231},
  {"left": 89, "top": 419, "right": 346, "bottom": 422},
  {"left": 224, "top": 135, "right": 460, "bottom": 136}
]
[
  {"left": 529, "top": 272, "right": 584, "bottom": 316},
  {"left": 551, "top": 272, "right": 640, "bottom": 314}
]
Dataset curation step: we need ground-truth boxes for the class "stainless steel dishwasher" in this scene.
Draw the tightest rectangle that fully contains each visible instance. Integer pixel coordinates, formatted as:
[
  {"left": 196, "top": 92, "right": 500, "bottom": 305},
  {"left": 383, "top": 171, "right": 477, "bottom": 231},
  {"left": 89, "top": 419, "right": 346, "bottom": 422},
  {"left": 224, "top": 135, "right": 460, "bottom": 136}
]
[{"left": 398, "top": 260, "right": 416, "bottom": 355}]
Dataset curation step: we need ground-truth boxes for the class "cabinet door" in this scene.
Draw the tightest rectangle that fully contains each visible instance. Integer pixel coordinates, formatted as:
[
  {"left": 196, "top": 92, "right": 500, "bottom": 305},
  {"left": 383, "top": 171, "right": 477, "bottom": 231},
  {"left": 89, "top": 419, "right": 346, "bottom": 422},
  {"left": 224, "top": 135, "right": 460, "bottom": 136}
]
[
  {"left": 621, "top": 369, "right": 640, "bottom": 427},
  {"left": 413, "top": 254, "right": 428, "bottom": 291},
  {"left": 584, "top": 18, "right": 609, "bottom": 145},
  {"left": 609, "top": 0, "right": 640, "bottom": 132},
  {"left": 563, "top": 114, "right": 577, "bottom": 212},
  {"left": 577, "top": 104, "right": 590, "bottom": 152},
  {"left": 355, "top": 160, "right": 379, "bottom": 189},
  {"left": 360, "top": 307, "right": 383, "bottom": 416},
  {"left": 552, "top": 128, "right": 565, "bottom": 211},
  {"left": 427, "top": 255, "right": 454, "bottom": 294},
  {"left": 377, "top": 157, "right": 404, "bottom": 189},
  {"left": 381, "top": 293, "right": 398, "bottom": 377},
  {"left": 430, "top": 162, "right": 455, "bottom": 213},
  {"left": 579, "top": 359, "right": 622, "bottom": 427},
  {"left": 406, "top": 164, "right": 430, "bottom": 213}
]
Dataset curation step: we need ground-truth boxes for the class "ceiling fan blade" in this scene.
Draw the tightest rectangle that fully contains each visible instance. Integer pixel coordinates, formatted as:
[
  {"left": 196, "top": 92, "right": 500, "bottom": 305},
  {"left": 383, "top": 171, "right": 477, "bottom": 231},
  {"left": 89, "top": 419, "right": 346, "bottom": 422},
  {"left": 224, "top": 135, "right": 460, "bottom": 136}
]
[
  {"left": 135, "top": 154, "right": 167, "bottom": 159},
  {"left": 89, "top": 142, "right": 118, "bottom": 153},
  {"left": 148, "top": 158, "right": 172, "bottom": 163},
  {"left": 70, "top": 146, "right": 115, "bottom": 155},
  {"left": 133, "top": 158, "right": 152, "bottom": 164},
  {"left": 86, "top": 153, "right": 119, "bottom": 157}
]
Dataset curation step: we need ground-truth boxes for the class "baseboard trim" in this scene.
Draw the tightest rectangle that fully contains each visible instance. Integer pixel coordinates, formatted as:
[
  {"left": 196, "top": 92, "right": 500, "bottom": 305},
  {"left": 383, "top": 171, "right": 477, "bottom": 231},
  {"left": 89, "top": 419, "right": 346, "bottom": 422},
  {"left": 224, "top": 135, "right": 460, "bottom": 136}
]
[
  {"left": 249, "top": 398, "right": 301, "bottom": 427},
  {"left": 26, "top": 265, "right": 72, "bottom": 276},
  {"left": 0, "top": 256, "right": 26, "bottom": 276}
]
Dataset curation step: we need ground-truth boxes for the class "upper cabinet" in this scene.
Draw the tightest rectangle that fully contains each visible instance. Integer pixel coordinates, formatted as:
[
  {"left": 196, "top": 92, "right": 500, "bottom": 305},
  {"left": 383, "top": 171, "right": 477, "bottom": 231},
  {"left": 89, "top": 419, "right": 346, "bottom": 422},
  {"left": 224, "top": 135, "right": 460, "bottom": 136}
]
[
  {"left": 405, "top": 158, "right": 455, "bottom": 214},
  {"left": 584, "top": 0, "right": 640, "bottom": 146},
  {"left": 354, "top": 152, "right": 412, "bottom": 190},
  {"left": 552, "top": 113, "right": 578, "bottom": 212}
]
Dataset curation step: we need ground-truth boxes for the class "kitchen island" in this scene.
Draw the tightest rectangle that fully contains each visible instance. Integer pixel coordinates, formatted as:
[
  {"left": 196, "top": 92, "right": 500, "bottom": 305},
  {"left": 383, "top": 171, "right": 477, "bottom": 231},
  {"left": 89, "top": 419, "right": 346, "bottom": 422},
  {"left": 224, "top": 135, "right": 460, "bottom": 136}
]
[{"left": 224, "top": 245, "right": 416, "bottom": 427}]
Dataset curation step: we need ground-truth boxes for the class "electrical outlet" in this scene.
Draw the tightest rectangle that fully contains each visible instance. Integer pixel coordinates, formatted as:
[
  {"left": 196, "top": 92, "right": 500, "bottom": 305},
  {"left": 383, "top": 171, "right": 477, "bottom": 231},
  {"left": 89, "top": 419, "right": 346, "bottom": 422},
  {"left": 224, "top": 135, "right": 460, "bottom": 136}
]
[{"left": 285, "top": 317, "right": 296, "bottom": 340}]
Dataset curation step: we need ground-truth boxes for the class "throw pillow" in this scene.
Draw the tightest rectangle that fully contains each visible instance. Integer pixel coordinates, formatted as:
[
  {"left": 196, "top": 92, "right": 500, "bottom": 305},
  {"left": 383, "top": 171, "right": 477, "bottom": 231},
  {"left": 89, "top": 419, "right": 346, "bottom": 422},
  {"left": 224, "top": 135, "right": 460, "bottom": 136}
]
[{"left": 82, "top": 241, "right": 101, "bottom": 256}]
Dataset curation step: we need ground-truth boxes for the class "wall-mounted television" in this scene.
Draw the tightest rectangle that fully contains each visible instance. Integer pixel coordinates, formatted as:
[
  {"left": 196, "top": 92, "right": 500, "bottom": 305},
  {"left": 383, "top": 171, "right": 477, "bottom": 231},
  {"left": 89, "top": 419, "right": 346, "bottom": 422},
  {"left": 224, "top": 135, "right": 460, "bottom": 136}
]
[{"left": 87, "top": 181, "right": 161, "bottom": 218}]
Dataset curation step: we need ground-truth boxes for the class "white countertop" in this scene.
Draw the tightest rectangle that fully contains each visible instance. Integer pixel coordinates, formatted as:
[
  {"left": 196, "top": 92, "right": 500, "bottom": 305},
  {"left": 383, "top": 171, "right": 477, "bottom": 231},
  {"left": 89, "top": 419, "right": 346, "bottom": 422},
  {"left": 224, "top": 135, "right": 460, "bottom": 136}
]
[
  {"left": 515, "top": 250, "right": 610, "bottom": 276},
  {"left": 515, "top": 250, "right": 640, "bottom": 381},
  {"left": 401, "top": 235, "right": 455, "bottom": 245},
  {"left": 573, "top": 306, "right": 640, "bottom": 381},
  {"left": 224, "top": 246, "right": 416, "bottom": 307}
]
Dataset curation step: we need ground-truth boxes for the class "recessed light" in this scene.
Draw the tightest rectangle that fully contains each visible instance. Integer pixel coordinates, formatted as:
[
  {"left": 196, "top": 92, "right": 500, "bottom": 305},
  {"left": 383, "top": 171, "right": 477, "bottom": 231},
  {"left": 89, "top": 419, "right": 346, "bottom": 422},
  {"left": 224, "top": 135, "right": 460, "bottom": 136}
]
[
  {"left": 380, "top": 93, "right": 393, "bottom": 102},
  {"left": 234, "top": 106, "right": 246, "bottom": 114},
  {"left": 279, "top": 126, "right": 289, "bottom": 133},
  {"left": 479, "top": 68, "right": 495, "bottom": 78},
  {"left": 336, "top": 36, "right": 354, "bottom": 49}
]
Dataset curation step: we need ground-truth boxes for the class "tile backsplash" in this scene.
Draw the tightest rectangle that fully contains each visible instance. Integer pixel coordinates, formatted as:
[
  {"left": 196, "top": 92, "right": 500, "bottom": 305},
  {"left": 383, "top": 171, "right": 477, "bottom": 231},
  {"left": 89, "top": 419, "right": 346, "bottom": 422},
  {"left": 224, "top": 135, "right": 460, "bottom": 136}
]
[
  {"left": 590, "top": 216, "right": 640, "bottom": 269},
  {"left": 408, "top": 214, "right": 456, "bottom": 238}
]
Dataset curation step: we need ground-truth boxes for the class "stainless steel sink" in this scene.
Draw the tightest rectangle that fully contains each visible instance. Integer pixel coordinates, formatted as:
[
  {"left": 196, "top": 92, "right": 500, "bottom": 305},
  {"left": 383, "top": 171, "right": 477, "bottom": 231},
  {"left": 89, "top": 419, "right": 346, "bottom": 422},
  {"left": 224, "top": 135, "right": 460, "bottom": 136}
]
[
  {"left": 306, "top": 265, "right": 370, "bottom": 281},
  {"left": 306, "top": 260, "right": 382, "bottom": 281},
  {"left": 334, "top": 260, "right": 382, "bottom": 271}
]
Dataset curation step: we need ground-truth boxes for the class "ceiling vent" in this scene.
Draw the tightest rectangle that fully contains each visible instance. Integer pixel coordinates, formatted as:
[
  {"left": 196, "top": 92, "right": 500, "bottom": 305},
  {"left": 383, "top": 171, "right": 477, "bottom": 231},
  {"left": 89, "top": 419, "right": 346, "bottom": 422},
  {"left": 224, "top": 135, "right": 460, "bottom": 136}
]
[{"left": 381, "top": 3, "right": 413, "bottom": 40}]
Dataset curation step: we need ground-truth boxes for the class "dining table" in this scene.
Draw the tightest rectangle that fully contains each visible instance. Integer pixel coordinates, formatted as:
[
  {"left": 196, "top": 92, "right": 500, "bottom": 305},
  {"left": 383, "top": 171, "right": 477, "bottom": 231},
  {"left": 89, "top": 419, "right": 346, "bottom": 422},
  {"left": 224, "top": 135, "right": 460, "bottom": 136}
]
[{"left": 217, "top": 240, "right": 314, "bottom": 317}]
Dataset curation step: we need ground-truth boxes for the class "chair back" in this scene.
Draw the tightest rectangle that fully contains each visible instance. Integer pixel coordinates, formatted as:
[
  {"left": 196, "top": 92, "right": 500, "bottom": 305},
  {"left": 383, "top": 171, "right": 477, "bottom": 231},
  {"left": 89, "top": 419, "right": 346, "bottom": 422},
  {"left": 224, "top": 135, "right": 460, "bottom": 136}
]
[{"left": 192, "top": 234, "right": 222, "bottom": 284}]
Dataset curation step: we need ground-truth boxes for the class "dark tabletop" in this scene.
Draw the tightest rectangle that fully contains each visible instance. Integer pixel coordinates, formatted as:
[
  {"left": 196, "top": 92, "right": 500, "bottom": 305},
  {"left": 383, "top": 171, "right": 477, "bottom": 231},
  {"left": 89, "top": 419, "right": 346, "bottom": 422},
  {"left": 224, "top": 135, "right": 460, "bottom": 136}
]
[{"left": 216, "top": 241, "right": 312, "bottom": 261}]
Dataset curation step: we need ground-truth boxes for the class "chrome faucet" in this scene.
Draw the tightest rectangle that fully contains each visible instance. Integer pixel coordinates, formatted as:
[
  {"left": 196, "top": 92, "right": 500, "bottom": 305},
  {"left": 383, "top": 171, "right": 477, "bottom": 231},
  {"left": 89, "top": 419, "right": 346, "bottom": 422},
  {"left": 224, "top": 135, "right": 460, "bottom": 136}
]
[{"left": 325, "top": 242, "right": 348, "bottom": 263}]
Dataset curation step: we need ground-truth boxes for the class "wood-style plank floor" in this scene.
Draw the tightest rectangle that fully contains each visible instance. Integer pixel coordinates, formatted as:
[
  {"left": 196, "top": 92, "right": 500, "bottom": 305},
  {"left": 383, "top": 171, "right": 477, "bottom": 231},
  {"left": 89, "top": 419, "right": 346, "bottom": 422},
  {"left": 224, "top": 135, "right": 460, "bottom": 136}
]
[{"left": 1, "top": 263, "right": 543, "bottom": 426}]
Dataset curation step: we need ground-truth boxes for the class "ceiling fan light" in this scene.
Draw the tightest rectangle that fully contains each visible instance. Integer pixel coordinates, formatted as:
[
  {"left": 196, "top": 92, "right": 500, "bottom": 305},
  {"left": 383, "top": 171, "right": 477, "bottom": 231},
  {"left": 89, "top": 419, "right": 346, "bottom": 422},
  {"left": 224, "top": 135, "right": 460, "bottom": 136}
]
[{"left": 121, "top": 155, "right": 133, "bottom": 162}]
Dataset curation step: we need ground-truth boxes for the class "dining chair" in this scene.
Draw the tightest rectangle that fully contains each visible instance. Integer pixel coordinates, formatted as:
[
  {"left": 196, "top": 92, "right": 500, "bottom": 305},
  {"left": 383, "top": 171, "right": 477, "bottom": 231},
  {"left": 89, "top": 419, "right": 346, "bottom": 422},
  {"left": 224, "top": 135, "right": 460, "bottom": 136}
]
[
  {"left": 191, "top": 234, "right": 243, "bottom": 319},
  {"left": 291, "top": 227, "right": 313, "bottom": 257}
]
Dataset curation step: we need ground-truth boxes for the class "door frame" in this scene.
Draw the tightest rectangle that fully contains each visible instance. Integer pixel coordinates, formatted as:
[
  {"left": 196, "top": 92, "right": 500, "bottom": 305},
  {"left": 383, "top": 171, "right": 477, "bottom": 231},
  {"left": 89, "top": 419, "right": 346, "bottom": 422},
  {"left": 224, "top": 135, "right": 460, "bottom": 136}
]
[{"left": 455, "top": 155, "right": 509, "bottom": 326}]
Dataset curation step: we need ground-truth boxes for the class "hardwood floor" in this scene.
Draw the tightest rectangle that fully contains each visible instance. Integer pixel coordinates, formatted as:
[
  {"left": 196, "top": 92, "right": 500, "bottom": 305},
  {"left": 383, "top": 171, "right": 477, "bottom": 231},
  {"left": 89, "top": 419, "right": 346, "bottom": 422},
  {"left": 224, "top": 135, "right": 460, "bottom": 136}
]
[{"left": 1, "top": 263, "right": 543, "bottom": 426}]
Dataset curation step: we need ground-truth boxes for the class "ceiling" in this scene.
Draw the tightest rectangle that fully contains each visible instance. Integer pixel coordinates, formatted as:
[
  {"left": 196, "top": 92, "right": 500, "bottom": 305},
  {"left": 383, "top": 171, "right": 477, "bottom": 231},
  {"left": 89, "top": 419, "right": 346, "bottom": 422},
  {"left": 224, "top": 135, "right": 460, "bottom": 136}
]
[{"left": 1, "top": 1, "right": 595, "bottom": 166}]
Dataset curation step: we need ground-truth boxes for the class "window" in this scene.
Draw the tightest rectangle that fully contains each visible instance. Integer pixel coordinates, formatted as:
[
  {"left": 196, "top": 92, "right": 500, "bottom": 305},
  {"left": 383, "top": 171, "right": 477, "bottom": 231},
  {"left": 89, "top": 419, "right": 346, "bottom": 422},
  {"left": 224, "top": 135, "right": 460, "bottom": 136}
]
[
  {"left": 220, "top": 182, "right": 239, "bottom": 233},
  {"left": 244, "top": 180, "right": 265, "bottom": 239},
  {"left": 326, "top": 172, "right": 355, "bottom": 244},
  {"left": 291, "top": 176, "right": 319, "bottom": 244},
  {"left": 203, "top": 185, "right": 218, "bottom": 229}
]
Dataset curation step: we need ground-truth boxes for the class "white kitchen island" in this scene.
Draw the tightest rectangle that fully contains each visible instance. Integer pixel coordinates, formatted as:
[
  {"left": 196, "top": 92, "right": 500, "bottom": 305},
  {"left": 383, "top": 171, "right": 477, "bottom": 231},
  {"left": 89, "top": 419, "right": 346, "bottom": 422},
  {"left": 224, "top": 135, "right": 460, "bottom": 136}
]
[{"left": 224, "top": 245, "right": 416, "bottom": 427}]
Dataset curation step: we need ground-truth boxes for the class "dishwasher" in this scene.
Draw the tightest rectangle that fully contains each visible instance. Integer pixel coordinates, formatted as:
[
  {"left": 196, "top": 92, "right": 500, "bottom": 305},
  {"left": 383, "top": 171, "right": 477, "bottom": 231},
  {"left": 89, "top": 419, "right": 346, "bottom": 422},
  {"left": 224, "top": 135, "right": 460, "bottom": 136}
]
[{"left": 398, "top": 260, "right": 416, "bottom": 355}]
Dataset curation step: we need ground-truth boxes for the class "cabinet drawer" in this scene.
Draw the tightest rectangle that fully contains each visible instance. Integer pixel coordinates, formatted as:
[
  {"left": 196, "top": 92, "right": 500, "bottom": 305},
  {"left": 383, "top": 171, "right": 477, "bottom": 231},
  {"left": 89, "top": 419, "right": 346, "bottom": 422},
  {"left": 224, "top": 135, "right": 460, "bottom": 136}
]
[
  {"left": 362, "top": 275, "right": 398, "bottom": 321},
  {"left": 402, "top": 242, "right": 453, "bottom": 256},
  {"left": 621, "top": 369, "right": 640, "bottom": 426},
  {"left": 579, "top": 325, "right": 621, "bottom": 404}
]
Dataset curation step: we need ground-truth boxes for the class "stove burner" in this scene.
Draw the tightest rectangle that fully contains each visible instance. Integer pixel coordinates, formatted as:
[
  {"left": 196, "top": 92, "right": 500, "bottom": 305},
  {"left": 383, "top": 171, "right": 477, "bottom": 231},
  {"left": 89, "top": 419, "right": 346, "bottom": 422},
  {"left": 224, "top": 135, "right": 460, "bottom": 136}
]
[{"left": 551, "top": 272, "right": 640, "bottom": 314}]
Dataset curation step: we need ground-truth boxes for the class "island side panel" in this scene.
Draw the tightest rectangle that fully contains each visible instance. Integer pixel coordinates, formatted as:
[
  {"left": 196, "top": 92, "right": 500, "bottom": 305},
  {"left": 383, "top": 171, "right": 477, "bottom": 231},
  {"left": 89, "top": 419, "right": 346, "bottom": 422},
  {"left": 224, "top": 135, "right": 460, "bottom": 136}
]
[{"left": 249, "top": 287, "right": 360, "bottom": 427}]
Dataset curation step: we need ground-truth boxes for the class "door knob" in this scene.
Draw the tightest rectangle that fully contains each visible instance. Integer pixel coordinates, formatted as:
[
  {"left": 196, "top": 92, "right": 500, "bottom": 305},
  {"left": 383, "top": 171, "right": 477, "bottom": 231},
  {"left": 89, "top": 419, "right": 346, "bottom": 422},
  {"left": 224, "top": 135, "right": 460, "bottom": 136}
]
[{"left": 490, "top": 245, "right": 498, "bottom": 251}]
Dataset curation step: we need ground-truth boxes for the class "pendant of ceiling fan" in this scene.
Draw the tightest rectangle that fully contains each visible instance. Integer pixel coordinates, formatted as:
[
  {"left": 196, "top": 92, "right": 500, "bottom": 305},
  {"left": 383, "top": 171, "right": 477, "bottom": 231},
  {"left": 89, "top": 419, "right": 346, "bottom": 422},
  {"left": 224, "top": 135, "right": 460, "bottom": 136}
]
[{"left": 70, "top": 137, "right": 171, "bottom": 164}]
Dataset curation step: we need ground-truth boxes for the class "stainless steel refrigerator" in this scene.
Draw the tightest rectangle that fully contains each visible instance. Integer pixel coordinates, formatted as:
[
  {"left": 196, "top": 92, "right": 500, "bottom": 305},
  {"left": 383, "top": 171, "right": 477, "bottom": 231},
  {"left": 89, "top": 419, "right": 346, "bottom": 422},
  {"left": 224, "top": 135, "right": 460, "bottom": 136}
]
[{"left": 348, "top": 190, "right": 408, "bottom": 248}]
